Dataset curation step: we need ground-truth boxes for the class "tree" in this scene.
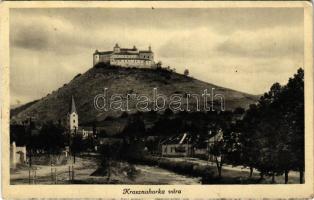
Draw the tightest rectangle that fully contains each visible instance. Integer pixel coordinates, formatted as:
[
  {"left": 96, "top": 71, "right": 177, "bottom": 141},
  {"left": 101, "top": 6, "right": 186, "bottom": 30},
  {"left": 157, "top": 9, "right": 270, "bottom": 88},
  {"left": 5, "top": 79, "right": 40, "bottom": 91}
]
[
  {"left": 71, "top": 133, "right": 84, "bottom": 163},
  {"left": 184, "top": 69, "right": 189, "bottom": 76},
  {"left": 10, "top": 124, "right": 27, "bottom": 146},
  {"left": 278, "top": 68, "right": 304, "bottom": 183},
  {"left": 239, "top": 104, "right": 262, "bottom": 178},
  {"left": 238, "top": 68, "right": 304, "bottom": 183},
  {"left": 156, "top": 61, "right": 162, "bottom": 69},
  {"left": 208, "top": 112, "right": 233, "bottom": 178},
  {"left": 98, "top": 141, "right": 123, "bottom": 182},
  {"left": 122, "top": 117, "right": 146, "bottom": 139},
  {"left": 209, "top": 139, "right": 223, "bottom": 178},
  {"left": 39, "top": 121, "right": 66, "bottom": 154}
]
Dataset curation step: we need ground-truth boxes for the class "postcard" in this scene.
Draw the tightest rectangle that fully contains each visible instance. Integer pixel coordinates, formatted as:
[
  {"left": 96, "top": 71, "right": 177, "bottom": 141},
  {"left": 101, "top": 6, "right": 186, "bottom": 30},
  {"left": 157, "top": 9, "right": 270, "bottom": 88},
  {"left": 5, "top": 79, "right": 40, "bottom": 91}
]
[{"left": 1, "top": 1, "right": 313, "bottom": 199}]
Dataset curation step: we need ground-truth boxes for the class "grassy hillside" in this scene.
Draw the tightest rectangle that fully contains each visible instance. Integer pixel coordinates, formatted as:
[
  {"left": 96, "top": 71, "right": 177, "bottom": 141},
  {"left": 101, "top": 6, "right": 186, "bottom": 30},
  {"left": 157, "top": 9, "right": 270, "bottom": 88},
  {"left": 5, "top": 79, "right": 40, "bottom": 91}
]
[{"left": 11, "top": 65, "right": 259, "bottom": 124}]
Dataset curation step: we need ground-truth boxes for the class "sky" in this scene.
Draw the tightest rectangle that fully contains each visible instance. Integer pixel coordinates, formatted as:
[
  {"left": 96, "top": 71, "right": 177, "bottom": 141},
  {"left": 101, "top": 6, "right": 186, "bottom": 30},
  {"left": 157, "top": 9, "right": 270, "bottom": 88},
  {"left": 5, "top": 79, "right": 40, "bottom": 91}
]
[{"left": 10, "top": 8, "right": 304, "bottom": 106}]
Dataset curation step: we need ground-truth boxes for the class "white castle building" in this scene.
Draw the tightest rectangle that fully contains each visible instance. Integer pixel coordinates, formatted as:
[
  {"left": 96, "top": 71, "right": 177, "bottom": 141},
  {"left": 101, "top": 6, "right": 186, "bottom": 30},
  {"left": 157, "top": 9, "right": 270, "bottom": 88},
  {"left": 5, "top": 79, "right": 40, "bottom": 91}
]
[{"left": 93, "top": 43, "right": 155, "bottom": 68}]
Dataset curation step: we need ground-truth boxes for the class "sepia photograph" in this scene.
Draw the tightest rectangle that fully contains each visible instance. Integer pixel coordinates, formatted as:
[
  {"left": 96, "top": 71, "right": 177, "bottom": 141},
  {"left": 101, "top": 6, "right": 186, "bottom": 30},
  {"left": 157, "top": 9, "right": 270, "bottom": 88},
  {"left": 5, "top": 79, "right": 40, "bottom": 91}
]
[{"left": 1, "top": 1, "right": 313, "bottom": 199}]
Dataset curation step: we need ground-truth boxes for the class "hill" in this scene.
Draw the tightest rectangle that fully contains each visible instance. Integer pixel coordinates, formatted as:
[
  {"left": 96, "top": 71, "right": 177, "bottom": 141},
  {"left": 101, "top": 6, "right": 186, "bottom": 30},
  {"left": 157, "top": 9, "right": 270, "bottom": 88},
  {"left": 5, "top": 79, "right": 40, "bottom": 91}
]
[{"left": 11, "top": 64, "right": 259, "bottom": 124}]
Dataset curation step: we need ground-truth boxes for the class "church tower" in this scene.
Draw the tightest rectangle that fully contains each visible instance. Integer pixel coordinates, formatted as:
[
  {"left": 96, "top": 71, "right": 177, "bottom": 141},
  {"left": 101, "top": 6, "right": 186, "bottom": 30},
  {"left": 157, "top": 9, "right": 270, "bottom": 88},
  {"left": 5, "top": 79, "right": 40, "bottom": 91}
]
[{"left": 68, "top": 96, "right": 78, "bottom": 133}]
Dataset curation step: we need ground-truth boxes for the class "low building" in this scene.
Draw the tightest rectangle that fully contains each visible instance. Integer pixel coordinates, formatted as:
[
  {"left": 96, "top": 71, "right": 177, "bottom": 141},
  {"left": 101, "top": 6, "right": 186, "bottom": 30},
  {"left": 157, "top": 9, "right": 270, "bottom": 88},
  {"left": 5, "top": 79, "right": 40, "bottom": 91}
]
[
  {"left": 79, "top": 126, "right": 94, "bottom": 139},
  {"left": 161, "top": 133, "right": 193, "bottom": 157}
]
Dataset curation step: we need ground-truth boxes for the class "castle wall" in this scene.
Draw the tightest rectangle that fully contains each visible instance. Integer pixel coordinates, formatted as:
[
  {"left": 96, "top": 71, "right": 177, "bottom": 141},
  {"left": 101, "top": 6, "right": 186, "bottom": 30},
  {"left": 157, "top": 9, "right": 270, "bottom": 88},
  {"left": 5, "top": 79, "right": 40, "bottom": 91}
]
[
  {"left": 98, "top": 54, "right": 111, "bottom": 63},
  {"left": 110, "top": 59, "right": 154, "bottom": 68},
  {"left": 93, "top": 54, "right": 99, "bottom": 66},
  {"left": 139, "top": 52, "right": 154, "bottom": 61},
  {"left": 111, "top": 54, "right": 138, "bottom": 59},
  {"left": 94, "top": 45, "right": 155, "bottom": 68}
]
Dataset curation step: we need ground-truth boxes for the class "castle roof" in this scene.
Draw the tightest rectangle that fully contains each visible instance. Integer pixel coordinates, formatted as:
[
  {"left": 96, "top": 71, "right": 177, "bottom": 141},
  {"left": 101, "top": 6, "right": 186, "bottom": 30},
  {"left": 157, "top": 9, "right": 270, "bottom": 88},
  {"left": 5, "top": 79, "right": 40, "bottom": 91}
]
[
  {"left": 139, "top": 50, "right": 152, "bottom": 53},
  {"left": 95, "top": 51, "right": 113, "bottom": 55},
  {"left": 120, "top": 48, "right": 137, "bottom": 51},
  {"left": 94, "top": 46, "right": 152, "bottom": 56}
]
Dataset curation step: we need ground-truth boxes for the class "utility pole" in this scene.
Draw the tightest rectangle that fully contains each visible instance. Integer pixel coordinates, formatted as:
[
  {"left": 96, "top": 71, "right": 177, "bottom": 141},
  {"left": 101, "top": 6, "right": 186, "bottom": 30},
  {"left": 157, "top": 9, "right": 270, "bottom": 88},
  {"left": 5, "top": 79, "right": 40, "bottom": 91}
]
[{"left": 28, "top": 117, "right": 32, "bottom": 184}]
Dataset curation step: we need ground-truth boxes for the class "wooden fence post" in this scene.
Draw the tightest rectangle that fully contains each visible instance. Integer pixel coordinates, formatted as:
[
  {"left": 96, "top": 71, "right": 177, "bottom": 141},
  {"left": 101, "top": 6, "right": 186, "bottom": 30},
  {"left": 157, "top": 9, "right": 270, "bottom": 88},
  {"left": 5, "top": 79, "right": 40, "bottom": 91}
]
[{"left": 55, "top": 168, "right": 57, "bottom": 184}]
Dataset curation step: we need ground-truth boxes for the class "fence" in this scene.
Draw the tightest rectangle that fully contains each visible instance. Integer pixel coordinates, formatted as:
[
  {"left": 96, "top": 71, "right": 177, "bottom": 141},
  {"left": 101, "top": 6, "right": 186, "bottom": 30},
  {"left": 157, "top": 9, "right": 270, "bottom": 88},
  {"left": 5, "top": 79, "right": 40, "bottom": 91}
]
[{"left": 27, "top": 164, "right": 75, "bottom": 184}]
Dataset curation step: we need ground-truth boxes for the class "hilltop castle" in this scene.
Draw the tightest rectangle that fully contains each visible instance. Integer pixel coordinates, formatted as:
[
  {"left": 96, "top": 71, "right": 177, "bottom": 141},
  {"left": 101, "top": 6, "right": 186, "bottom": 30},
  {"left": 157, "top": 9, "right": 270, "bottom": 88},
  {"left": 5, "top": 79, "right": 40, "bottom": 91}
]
[{"left": 93, "top": 43, "right": 155, "bottom": 68}]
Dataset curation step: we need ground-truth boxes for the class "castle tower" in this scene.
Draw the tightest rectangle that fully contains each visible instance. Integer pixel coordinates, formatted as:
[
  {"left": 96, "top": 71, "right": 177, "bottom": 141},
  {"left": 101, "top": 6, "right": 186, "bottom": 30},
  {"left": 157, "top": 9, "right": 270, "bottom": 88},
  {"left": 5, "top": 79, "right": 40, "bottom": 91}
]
[
  {"left": 113, "top": 43, "right": 120, "bottom": 53},
  {"left": 93, "top": 50, "right": 100, "bottom": 66},
  {"left": 68, "top": 96, "right": 78, "bottom": 133},
  {"left": 148, "top": 45, "right": 154, "bottom": 61}
]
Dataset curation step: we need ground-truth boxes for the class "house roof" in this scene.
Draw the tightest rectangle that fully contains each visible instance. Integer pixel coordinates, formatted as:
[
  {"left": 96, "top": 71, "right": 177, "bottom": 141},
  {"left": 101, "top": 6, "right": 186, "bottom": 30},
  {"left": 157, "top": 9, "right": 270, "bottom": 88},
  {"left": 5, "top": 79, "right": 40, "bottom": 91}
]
[
  {"left": 161, "top": 133, "right": 192, "bottom": 145},
  {"left": 207, "top": 130, "right": 223, "bottom": 143}
]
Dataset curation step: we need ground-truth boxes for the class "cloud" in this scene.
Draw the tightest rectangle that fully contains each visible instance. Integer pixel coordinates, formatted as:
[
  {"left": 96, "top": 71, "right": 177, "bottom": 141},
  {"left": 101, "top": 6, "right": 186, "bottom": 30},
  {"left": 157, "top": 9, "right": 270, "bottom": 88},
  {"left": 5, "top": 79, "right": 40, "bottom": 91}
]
[
  {"left": 157, "top": 27, "right": 226, "bottom": 59},
  {"left": 215, "top": 27, "right": 303, "bottom": 58},
  {"left": 10, "top": 8, "right": 303, "bottom": 34}
]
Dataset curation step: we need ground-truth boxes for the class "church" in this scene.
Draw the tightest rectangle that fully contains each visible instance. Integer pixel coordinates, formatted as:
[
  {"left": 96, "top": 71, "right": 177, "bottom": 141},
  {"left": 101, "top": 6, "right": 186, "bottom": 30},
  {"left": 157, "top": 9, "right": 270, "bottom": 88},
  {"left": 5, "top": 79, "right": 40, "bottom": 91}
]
[
  {"left": 67, "top": 96, "right": 94, "bottom": 139},
  {"left": 93, "top": 43, "right": 155, "bottom": 68}
]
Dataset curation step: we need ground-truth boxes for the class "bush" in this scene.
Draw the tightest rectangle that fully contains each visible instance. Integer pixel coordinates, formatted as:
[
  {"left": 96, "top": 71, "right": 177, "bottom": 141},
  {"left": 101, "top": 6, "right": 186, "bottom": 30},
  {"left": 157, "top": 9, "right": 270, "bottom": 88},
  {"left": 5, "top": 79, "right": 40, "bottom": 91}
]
[{"left": 74, "top": 73, "right": 81, "bottom": 79}]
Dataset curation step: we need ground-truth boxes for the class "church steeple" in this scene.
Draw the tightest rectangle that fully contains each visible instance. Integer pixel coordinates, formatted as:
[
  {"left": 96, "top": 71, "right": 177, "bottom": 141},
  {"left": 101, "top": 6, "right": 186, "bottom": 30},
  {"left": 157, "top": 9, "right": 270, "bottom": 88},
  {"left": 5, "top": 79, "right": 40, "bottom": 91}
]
[
  {"left": 68, "top": 96, "right": 78, "bottom": 132},
  {"left": 70, "top": 95, "right": 77, "bottom": 114}
]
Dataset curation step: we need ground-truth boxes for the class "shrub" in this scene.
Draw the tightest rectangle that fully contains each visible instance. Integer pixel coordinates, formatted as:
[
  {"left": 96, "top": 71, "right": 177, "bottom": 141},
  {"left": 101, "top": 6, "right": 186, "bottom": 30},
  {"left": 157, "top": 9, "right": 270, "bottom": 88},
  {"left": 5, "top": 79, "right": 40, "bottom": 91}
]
[{"left": 74, "top": 73, "right": 81, "bottom": 79}]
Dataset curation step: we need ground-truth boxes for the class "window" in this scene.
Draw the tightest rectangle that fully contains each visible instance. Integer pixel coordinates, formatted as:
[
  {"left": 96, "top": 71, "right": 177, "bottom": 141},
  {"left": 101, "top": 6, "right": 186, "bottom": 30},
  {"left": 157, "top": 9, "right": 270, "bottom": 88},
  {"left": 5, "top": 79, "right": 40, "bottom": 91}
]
[{"left": 73, "top": 120, "right": 75, "bottom": 123}]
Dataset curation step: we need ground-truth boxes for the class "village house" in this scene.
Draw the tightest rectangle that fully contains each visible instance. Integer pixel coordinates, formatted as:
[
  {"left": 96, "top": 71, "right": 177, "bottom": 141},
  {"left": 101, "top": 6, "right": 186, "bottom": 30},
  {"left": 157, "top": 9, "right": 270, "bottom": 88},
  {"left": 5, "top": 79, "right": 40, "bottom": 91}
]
[{"left": 161, "top": 133, "right": 193, "bottom": 157}]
